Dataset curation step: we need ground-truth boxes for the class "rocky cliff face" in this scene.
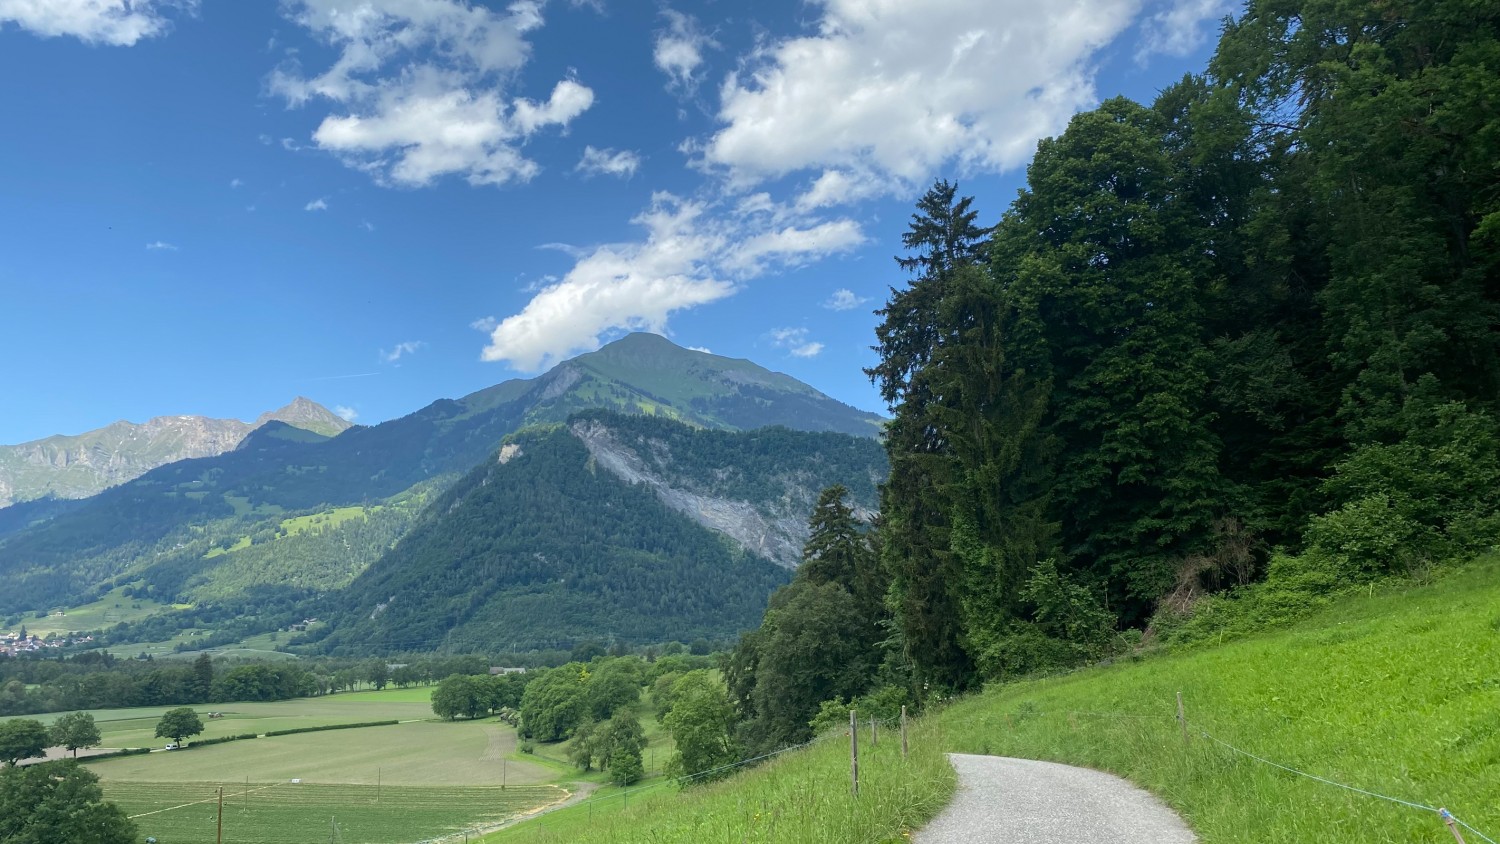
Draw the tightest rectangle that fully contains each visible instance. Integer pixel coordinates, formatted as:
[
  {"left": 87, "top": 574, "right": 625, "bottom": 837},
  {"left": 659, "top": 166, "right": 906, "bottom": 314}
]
[
  {"left": 0, "top": 398, "right": 352, "bottom": 507},
  {"left": 569, "top": 418, "right": 876, "bottom": 568}
]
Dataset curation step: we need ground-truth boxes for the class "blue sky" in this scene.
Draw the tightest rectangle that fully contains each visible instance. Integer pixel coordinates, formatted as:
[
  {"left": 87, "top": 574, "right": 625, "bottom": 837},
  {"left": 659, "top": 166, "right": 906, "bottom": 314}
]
[{"left": 0, "top": 0, "right": 1227, "bottom": 444}]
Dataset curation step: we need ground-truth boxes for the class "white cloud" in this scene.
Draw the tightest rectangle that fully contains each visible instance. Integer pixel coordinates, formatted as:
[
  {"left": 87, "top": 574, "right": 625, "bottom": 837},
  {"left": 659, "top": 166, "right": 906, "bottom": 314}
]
[
  {"left": 700, "top": 0, "right": 1144, "bottom": 196},
  {"left": 145, "top": 241, "right": 178, "bottom": 251},
  {"left": 576, "top": 146, "right": 641, "bottom": 179},
  {"left": 721, "top": 219, "right": 864, "bottom": 275},
  {"left": 687, "top": 345, "right": 711, "bottom": 354},
  {"left": 230, "top": 177, "right": 244, "bottom": 189},
  {"left": 305, "top": 197, "right": 329, "bottom": 211},
  {"left": 334, "top": 405, "right": 359, "bottom": 422},
  {"left": 481, "top": 190, "right": 865, "bottom": 370},
  {"left": 653, "top": 9, "right": 712, "bottom": 95},
  {"left": 769, "top": 327, "right": 824, "bottom": 358},
  {"left": 271, "top": 0, "right": 593, "bottom": 188},
  {"left": 0, "top": 0, "right": 193, "bottom": 46},
  {"left": 1138, "top": 0, "right": 1228, "bottom": 61},
  {"left": 381, "top": 340, "right": 425, "bottom": 362},
  {"left": 824, "top": 288, "right": 867, "bottom": 311},
  {"left": 481, "top": 193, "right": 736, "bottom": 371},
  {"left": 470, "top": 316, "right": 498, "bottom": 332}
]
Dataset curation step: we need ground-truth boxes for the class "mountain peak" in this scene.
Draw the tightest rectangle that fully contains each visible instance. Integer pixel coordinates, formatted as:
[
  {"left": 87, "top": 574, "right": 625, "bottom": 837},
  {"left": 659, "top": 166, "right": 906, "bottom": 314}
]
[{"left": 255, "top": 398, "right": 353, "bottom": 438}]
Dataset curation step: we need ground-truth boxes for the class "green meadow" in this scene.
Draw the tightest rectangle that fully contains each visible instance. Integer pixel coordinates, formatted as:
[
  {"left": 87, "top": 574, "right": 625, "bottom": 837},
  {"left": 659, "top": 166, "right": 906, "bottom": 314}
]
[{"left": 487, "top": 559, "right": 1500, "bottom": 844}]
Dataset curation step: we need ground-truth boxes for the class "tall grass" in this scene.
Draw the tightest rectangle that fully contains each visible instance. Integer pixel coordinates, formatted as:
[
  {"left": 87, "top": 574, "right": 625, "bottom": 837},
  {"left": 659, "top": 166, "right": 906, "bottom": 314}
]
[
  {"left": 938, "top": 557, "right": 1500, "bottom": 843},
  {"left": 483, "top": 719, "right": 955, "bottom": 844}
]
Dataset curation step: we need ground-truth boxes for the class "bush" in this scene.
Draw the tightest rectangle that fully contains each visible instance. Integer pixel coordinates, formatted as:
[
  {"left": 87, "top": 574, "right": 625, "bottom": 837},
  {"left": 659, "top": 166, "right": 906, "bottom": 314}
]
[{"left": 263, "top": 720, "right": 398, "bottom": 737}]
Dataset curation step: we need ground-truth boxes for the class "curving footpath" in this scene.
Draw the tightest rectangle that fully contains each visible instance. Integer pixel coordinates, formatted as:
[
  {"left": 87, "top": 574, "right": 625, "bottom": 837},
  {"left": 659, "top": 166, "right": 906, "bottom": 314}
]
[{"left": 914, "top": 754, "right": 1198, "bottom": 844}]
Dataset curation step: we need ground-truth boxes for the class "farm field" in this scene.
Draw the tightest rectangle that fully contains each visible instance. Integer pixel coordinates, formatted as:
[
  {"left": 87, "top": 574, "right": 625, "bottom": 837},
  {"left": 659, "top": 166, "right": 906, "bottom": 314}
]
[
  {"left": 91, "top": 719, "right": 552, "bottom": 785},
  {"left": 39, "top": 689, "right": 437, "bottom": 748},
  {"left": 111, "top": 780, "right": 568, "bottom": 844}
]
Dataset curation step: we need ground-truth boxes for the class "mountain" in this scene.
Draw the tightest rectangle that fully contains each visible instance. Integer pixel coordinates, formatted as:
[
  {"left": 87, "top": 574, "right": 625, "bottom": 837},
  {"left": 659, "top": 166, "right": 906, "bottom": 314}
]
[
  {"left": 307, "top": 412, "right": 885, "bottom": 653},
  {"left": 0, "top": 398, "right": 353, "bottom": 508},
  {"left": 0, "top": 335, "right": 886, "bottom": 619}
]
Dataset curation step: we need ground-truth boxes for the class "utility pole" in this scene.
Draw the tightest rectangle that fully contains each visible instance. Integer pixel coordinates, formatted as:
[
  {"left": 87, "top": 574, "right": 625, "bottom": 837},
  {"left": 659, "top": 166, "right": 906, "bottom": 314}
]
[
  {"left": 377, "top": 767, "right": 381, "bottom": 804},
  {"left": 216, "top": 787, "right": 223, "bottom": 844}
]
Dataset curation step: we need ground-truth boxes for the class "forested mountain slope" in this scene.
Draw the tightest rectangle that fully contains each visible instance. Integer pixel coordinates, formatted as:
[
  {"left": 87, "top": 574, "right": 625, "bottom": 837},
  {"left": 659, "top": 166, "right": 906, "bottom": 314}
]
[
  {"left": 307, "top": 414, "right": 885, "bottom": 652},
  {"left": 0, "top": 336, "right": 883, "bottom": 621}
]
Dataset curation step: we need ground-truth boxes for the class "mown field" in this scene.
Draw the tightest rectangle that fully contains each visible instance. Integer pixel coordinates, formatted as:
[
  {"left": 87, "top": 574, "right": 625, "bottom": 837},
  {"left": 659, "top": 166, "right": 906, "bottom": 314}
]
[
  {"left": 92, "top": 719, "right": 552, "bottom": 785},
  {"left": 41, "top": 690, "right": 436, "bottom": 748},
  {"left": 8, "top": 584, "right": 187, "bottom": 637},
  {"left": 112, "top": 780, "right": 567, "bottom": 844}
]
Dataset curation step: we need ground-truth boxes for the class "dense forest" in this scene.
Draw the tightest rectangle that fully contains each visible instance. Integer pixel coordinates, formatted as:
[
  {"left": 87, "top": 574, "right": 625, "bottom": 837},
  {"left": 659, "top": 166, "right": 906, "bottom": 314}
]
[{"left": 724, "top": 0, "right": 1500, "bottom": 749}]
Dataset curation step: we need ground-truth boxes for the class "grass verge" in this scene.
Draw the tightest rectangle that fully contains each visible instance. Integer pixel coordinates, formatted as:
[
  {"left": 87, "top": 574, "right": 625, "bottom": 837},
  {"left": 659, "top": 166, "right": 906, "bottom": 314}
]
[
  {"left": 483, "top": 718, "right": 955, "bottom": 844},
  {"left": 936, "top": 557, "right": 1500, "bottom": 843}
]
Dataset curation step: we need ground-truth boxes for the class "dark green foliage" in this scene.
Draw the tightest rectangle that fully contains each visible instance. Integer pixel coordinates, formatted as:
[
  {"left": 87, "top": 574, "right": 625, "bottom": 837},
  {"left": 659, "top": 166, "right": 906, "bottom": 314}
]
[
  {"left": 519, "top": 665, "right": 587, "bottom": 742},
  {"left": 315, "top": 421, "right": 799, "bottom": 653},
  {"left": 153, "top": 707, "right": 202, "bottom": 744},
  {"left": 861, "top": 0, "right": 1500, "bottom": 695},
  {"left": 0, "top": 761, "right": 136, "bottom": 844},
  {"left": 260, "top": 720, "right": 398, "bottom": 737},
  {"left": 0, "top": 718, "right": 47, "bottom": 765},
  {"left": 47, "top": 712, "right": 100, "bottom": 758},
  {"left": 663, "top": 671, "right": 740, "bottom": 783}
]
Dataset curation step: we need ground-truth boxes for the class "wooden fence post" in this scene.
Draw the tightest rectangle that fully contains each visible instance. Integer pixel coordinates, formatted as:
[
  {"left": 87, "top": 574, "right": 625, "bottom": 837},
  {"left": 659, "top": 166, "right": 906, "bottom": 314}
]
[
  {"left": 870, "top": 716, "right": 878, "bottom": 746},
  {"left": 900, "top": 705, "right": 909, "bottom": 758},
  {"left": 1176, "top": 692, "right": 1190, "bottom": 745},
  {"left": 849, "top": 709, "right": 860, "bottom": 797},
  {"left": 1441, "top": 809, "right": 1469, "bottom": 843}
]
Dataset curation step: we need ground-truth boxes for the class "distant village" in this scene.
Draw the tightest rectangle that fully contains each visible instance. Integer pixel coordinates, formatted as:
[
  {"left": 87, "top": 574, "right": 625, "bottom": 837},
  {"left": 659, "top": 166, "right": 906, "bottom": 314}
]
[{"left": 1, "top": 626, "right": 95, "bottom": 657}]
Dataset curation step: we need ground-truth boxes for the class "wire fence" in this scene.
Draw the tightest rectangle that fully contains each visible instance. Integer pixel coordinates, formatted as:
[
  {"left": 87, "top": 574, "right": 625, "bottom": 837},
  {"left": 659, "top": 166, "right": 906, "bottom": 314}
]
[{"left": 996, "top": 698, "right": 1497, "bottom": 844}]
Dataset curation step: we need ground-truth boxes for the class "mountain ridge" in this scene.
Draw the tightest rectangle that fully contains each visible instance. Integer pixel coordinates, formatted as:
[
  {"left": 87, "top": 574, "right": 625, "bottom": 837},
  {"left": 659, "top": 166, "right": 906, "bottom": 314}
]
[{"left": 0, "top": 398, "right": 353, "bottom": 508}]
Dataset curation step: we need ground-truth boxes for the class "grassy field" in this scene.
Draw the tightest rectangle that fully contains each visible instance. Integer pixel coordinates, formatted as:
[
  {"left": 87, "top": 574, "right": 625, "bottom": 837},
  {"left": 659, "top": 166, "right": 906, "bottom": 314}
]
[
  {"left": 40, "top": 690, "right": 436, "bottom": 748},
  {"left": 933, "top": 557, "right": 1500, "bottom": 844},
  {"left": 77, "top": 688, "right": 566, "bottom": 844},
  {"left": 484, "top": 719, "right": 955, "bottom": 844},
  {"left": 113, "top": 780, "right": 568, "bottom": 844},
  {"left": 6, "top": 585, "right": 188, "bottom": 637},
  {"left": 480, "top": 560, "right": 1499, "bottom": 844}
]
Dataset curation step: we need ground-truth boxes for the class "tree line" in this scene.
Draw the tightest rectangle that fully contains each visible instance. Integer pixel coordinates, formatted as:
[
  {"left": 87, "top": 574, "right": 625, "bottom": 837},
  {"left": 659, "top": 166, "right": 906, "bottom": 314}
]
[{"left": 724, "top": 0, "right": 1500, "bottom": 746}]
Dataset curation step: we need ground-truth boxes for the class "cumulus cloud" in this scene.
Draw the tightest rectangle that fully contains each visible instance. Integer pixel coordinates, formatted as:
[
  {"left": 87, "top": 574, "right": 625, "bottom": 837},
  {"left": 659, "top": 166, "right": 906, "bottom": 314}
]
[
  {"left": 576, "top": 146, "right": 641, "bottom": 179},
  {"left": 381, "top": 340, "right": 425, "bottom": 362},
  {"left": 334, "top": 405, "right": 359, "bottom": 422},
  {"left": 824, "top": 288, "right": 867, "bottom": 311},
  {"left": 0, "top": 0, "right": 193, "bottom": 45},
  {"left": 145, "top": 240, "right": 178, "bottom": 251},
  {"left": 769, "top": 327, "right": 824, "bottom": 358},
  {"left": 305, "top": 197, "right": 329, "bottom": 211},
  {"left": 230, "top": 177, "right": 243, "bottom": 188},
  {"left": 271, "top": 0, "right": 592, "bottom": 188},
  {"left": 480, "top": 190, "right": 866, "bottom": 370},
  {"left": 699, "top": 0, "right": 1143, "bottom": 198},
  {"left": 1138, "top": 0, "right": 1229, "bottom": 61},
  {"left": 687, "top": 345, "right": 711, "bottom": 354},
  {"left": 654, "top": 9, "right": 712, "bottom": 95},
  {"left": 481, "top": 193, "right": 737, "bottom": 371}
]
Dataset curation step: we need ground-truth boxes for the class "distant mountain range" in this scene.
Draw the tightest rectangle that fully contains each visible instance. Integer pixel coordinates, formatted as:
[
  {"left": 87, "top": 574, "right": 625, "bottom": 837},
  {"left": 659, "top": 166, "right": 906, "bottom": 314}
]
[
  {"left": 0, "top": 397, "right": 352, "bottom": 508},
  {"left": 0, "top": 334, "right": 887, "bottom": 650}
]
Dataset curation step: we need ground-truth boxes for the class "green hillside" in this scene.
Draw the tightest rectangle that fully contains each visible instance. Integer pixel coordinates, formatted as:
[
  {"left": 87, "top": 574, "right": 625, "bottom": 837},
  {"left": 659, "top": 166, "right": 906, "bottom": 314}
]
[
  {"left": 308, "top": 420, "right": 815, "bottom": 653},
  {"left": 488, "top": 561, "right": 1500, "bottom": 843},
  {"left": 0, "top": 335, "right": 884, "bottom": 618}
]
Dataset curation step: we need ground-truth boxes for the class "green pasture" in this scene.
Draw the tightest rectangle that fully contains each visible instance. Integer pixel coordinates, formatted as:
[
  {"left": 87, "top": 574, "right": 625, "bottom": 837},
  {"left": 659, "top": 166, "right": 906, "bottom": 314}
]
[
  {"left": 934, "top": 557, "right": 1500, "bottom": 844},
  {"left": 112, "top": 780, "right": 567, "bottom": 844},
  {"left": 93, "top": 719, "right": 552, "bottom": 785},
  {"left": 35, "top": 689, "right": 435, "bottom": 747},
  {"left": 6, "top": 585, "right": 187, "bottom": 637},
  {"left": 484, "top": 718, "right": 954, "bottom": 844}
]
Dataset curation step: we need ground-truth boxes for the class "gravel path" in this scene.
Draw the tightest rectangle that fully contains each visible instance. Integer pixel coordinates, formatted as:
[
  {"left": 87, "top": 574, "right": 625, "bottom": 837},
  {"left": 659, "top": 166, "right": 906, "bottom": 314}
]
[{"left": 914, "top": 754, "right": 1197, "bottom": 844}]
